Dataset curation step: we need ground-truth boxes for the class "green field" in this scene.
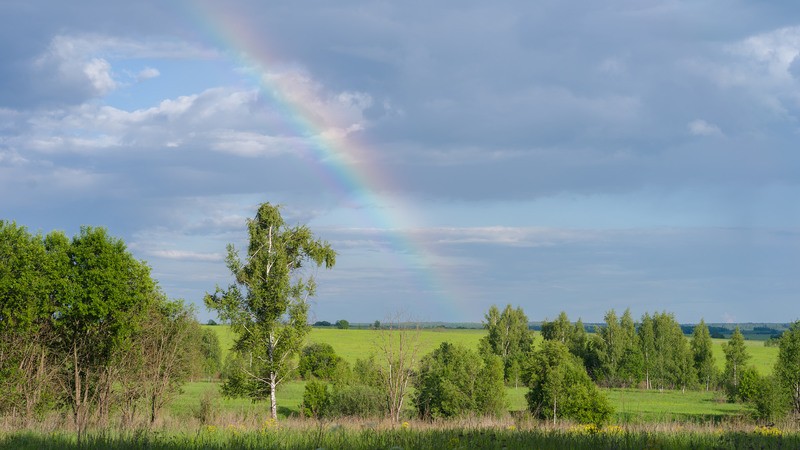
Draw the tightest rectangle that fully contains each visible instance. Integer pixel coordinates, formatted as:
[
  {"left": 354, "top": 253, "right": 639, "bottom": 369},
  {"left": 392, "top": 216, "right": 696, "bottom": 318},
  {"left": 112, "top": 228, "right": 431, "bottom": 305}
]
[
  {"left": 183, "top": 326, "right": 770, "bottom": 423},
  {"left": 208, "top": 325, "right": 778, "bottom": 375},
  {"left": 209, "top": 325, "right": 495, "bottom": 364}
]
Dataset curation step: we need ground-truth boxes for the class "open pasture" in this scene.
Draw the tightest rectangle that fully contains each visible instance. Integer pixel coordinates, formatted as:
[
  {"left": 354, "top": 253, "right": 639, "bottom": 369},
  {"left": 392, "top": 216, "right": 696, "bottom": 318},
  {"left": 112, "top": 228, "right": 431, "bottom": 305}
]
[{"left": 208, "top": 325, "right": 778, "bottom": 375}]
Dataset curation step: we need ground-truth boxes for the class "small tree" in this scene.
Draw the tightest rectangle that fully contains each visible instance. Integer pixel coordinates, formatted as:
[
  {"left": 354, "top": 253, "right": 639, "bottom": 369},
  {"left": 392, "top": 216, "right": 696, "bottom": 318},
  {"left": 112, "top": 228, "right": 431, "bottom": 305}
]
[
  {"left": 375, "top": 315, "right": 421, "bottom": 422},
  {"left": 525, "top": 340, "right": 613, "bottom": 426},
  {"left": 47, "top": 227, "right": 156, "bottom": 437},
  {"left": 775, "top": 321, "right": 800, "bottom": 414},
  {"left": 638, "top": 313, "right": 656, "bottom": 389},
  {"left": 298, "top": 342, "right": 346, "bottom": 381},
  {"left": 336, "top": 319, "right": 350, "bottom": 330},
  {"left": 413, "top": 342, "right": 506, "bottom": 419},
  {"left": 723, "top": 327, "right": 750, "bottom": 401},
  {"left": 205, "top": 203, "right": 336, "bottom": 419},
  {"left": 199, "top": 328, "right": 222, "bottom": 380},
  {"left": 0, "top": 222, "right": 56, "bottom": 424},
  {"left": 139, "top": 298, "right": 201, "bottom": 425},
  {"left": 301, "top": 380, "right": 330, "bottom": 418},
  {"left": 691, "top": 319, "right": 716, "bottom": 391},
  {"left": 480, "top": 304, "right": 533, "bottom": 383}
]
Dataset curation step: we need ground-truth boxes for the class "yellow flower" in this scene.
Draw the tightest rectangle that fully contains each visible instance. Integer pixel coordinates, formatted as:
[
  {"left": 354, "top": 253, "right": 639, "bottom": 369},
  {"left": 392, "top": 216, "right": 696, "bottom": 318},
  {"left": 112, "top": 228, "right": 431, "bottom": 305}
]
[
  {"left": 603, "top": 425, "right": 623, "bottom": 435},
  {"left": 569, "top": 424, "right": 600, "bottom": 435},
  {"left": 401, "top": 421, "right": 410, "bottom": 429},
  {"left": 203, "top": 425, "right": 217, "bottom": 433},
  {"left": 753, "top": 426, "right": 782, "bottom": 437},
  {"left": 506, "top": 425, "right": 517, "bottom": 431}
]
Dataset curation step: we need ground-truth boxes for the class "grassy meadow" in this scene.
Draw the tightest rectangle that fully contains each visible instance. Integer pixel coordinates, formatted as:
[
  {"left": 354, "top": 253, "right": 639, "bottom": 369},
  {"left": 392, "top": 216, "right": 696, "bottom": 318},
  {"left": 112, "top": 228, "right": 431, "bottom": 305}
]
[
  {"left": 2, "top": 325, "right": 791, "bottom": 450},
  {"left": 181, "top": 326, "right": 776, "bottom": 423}
]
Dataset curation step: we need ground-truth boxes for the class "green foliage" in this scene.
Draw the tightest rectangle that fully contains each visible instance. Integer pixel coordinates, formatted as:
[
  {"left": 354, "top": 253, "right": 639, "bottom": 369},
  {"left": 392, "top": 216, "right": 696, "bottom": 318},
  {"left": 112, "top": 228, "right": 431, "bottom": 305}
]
[
  {"left": 691, "top": 320, "right": 717, "bottom": 391},
  {"left": 300, "top": 380, "right": 329, "bottom": 418},
  {"left": 479, "top": 304, "right": 533, "bottom": 384},
  {"left": 635, "top": 312, "right": 694, "bottom": 391},
  {"left": 525, "top": 340, "right": 613, "bottom": 426},
  {"left": 541, "top": 312, "right": 589, "bottom": 363},
  {"left": 204, "top": 202, "right": 336, "bottom": 418},
  {"left": 775, "top": 321, "right": 800, "bottom": 414},
  {"left": 298, "top": 342, "right": 347, "bottom": 381},
  {"left": 49, "top": 227, "right": 156, "bottom": 433},
  {"left": 413, "top": 342, "right": 507, "bottom": 419},
  {"left": 199, "top": 328, "right": 222, "bottom": 379},
  {"left": 591, "top": 309, "right": 643, "bottom": 387},
  {"left": 326, "top": 384, "right": 385, "bottom": 418},
  {"left": 723, "top": 327, "right": 751, "bottom": 401},
  {"left": 0, "top": 222, "right": 55, "bottom": 420},
  {"left": 736, "top": 366, "right": 762, "bottom": 403},
  {"left": 748, "top": 374, "right": 790, "bottom": 423},
  {"left": 335, "top": 319, "right": 350, "bottom": 329}
]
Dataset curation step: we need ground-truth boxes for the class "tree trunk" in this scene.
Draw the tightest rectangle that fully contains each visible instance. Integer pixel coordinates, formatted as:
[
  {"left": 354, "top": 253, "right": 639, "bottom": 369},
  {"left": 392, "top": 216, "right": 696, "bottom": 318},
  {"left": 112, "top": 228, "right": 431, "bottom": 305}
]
[
  {"left": 269, "top": 371, "right": 278, "bottom": 419},
  {"left": 552, "top": 396, "right": 557, "bottom": 426}
]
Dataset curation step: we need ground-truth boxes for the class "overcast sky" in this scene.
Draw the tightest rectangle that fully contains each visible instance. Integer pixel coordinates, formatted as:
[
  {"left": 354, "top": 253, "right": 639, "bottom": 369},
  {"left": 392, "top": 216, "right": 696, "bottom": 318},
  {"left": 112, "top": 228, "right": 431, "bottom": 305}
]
[{"left": 3, "top": 1, "right": 800, "bottom": 324}]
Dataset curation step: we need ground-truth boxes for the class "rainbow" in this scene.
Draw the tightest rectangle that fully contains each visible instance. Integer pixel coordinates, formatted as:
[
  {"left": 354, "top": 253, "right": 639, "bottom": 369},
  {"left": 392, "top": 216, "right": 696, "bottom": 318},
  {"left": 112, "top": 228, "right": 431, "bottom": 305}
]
[{"left": 173, "top": 1, "right": 467, "bottom": 319}]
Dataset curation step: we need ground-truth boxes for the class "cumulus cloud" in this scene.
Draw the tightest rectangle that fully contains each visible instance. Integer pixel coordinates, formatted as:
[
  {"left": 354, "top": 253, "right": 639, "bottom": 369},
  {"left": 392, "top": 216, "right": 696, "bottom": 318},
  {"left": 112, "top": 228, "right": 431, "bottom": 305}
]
[{"left": 4, "top": 33, "right": 218, "bottom": 107}]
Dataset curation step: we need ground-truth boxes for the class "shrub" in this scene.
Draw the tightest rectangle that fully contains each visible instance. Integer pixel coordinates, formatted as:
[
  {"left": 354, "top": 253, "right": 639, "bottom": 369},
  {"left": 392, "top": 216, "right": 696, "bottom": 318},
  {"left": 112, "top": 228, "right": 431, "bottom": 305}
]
[
  {"left": 326, "top": 384, "right": 385, "bottom": 418},
  {"left": 298, "top": 342, "right": 348, "bottom": 381},
  {"left": 413, "top": 342, "right": 506, "bottom": 419},
  {"left": 301, "top": 380, "right": 330, "bottom": 418},
  {"left": 525, "top": 340, "right": 613, "bottom": 426},
  {"left": 749, "top": 375, "right": 789, "bottom": 423}
]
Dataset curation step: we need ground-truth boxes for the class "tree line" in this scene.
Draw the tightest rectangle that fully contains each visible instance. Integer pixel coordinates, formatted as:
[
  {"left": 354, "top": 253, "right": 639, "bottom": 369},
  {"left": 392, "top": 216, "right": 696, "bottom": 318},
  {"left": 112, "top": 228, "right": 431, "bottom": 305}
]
[{"left": 0, "top": 221, "right": 220, "bottom": 436}]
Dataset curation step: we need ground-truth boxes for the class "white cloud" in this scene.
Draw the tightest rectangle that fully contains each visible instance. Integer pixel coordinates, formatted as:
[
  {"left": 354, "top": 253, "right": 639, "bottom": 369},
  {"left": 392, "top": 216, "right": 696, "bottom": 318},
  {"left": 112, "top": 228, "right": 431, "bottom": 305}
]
[
  {"left": 688, "top": 119, "right": 723, "bottom": 137},
  {"left": 148, "top": 249, "right": 224, "bottom": 262},
  {"left": 136, "top": 67, "right": 160, "bottom": 81},
  {"left": 83, "top": 58, "right": 116, "bottom": 94}
]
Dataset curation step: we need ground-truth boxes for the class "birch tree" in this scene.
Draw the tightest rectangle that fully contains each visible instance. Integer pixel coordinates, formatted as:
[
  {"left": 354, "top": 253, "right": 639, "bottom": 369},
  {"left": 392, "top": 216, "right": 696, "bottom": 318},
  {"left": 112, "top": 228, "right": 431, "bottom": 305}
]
[
  {"left": 775, "top": 321, "right": 800, "bottom": 414},
  {"left": 723, "top": 326, "right": 750, "bottom": 401},
  {"left": 375, "top": 315, "right": 420, "bottom": 422},
  {"left": 691, "top": 319, "right": 716, "bottom": 391},
  {"left": 479, "top": 304, "right": 533, "bottom": 383},
  {"left": 205, "top": 203, "right": 335, "bottom": 419}
]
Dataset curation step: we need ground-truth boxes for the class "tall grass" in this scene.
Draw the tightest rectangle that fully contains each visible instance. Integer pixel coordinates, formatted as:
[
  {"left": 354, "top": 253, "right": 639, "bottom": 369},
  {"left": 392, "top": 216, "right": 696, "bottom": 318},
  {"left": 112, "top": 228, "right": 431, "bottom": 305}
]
[{"left": 2, "top": 421, "right": 796, "bottom": 450}]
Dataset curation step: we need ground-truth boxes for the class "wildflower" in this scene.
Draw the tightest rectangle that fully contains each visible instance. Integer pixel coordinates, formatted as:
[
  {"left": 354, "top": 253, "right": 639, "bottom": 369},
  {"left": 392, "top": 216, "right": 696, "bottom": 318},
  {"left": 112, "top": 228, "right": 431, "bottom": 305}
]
[
  {"left": 569, "top": 424, "right": 599, "bottom": 435},
  {"left": 506, "top": 425, "right": 517, "bottom": 431},
  {"left": 261, "top": 418, "right": 279, "bottom": 433},
  {"left": 753, "top": 426, "right": 782, "bottom": 437},
  {"left": 401, "top": 421, "right": 410, "bottom": 429}
]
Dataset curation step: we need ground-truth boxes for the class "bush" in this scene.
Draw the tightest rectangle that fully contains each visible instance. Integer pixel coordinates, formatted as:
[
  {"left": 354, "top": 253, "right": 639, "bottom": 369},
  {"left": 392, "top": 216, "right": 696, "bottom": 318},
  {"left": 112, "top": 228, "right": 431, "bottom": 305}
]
[
  {"left": 298, "top": 343, "right": 348, "bottom": 381},
  {"left": 525, "top": 340, "right": 613, "bottom": 426},
  {"left": 326, "top": 384, "right": 385, "bottom": 418},
  {"left": 413, "top": 342, "right": 507, "bottom": 419},
  {"left": 199, "top": 327, "right": 222, "bottom": 379},
  {"left": 336, "top": 319, "right": 350, "bottom": 329},
  {"left": 749, "top": 375, "right": 789, "bottom": 423},
  {"left": 301, "top": 380, "right": 330, "bottom": 418}
]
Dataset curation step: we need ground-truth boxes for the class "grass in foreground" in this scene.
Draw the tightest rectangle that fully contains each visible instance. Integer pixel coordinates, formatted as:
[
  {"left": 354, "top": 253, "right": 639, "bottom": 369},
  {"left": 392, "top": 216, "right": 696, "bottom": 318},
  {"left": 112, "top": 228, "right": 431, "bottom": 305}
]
[{"left": 1, "top": 424, "right": 795, "bottom": 450}]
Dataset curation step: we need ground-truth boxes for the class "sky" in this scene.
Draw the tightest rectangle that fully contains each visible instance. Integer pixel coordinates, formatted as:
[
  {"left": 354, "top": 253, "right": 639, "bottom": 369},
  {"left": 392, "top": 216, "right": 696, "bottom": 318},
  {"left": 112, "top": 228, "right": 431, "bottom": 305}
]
[{"left": 2, "top": 1, "right": 800, "bottom": 324}]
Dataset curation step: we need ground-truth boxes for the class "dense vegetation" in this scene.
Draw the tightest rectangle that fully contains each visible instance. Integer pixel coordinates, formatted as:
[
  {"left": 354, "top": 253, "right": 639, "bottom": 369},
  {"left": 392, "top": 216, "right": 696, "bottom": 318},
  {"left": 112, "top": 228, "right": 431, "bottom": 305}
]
[{"left": 0, "top": 221, "right": 219, "bottom": 437}]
